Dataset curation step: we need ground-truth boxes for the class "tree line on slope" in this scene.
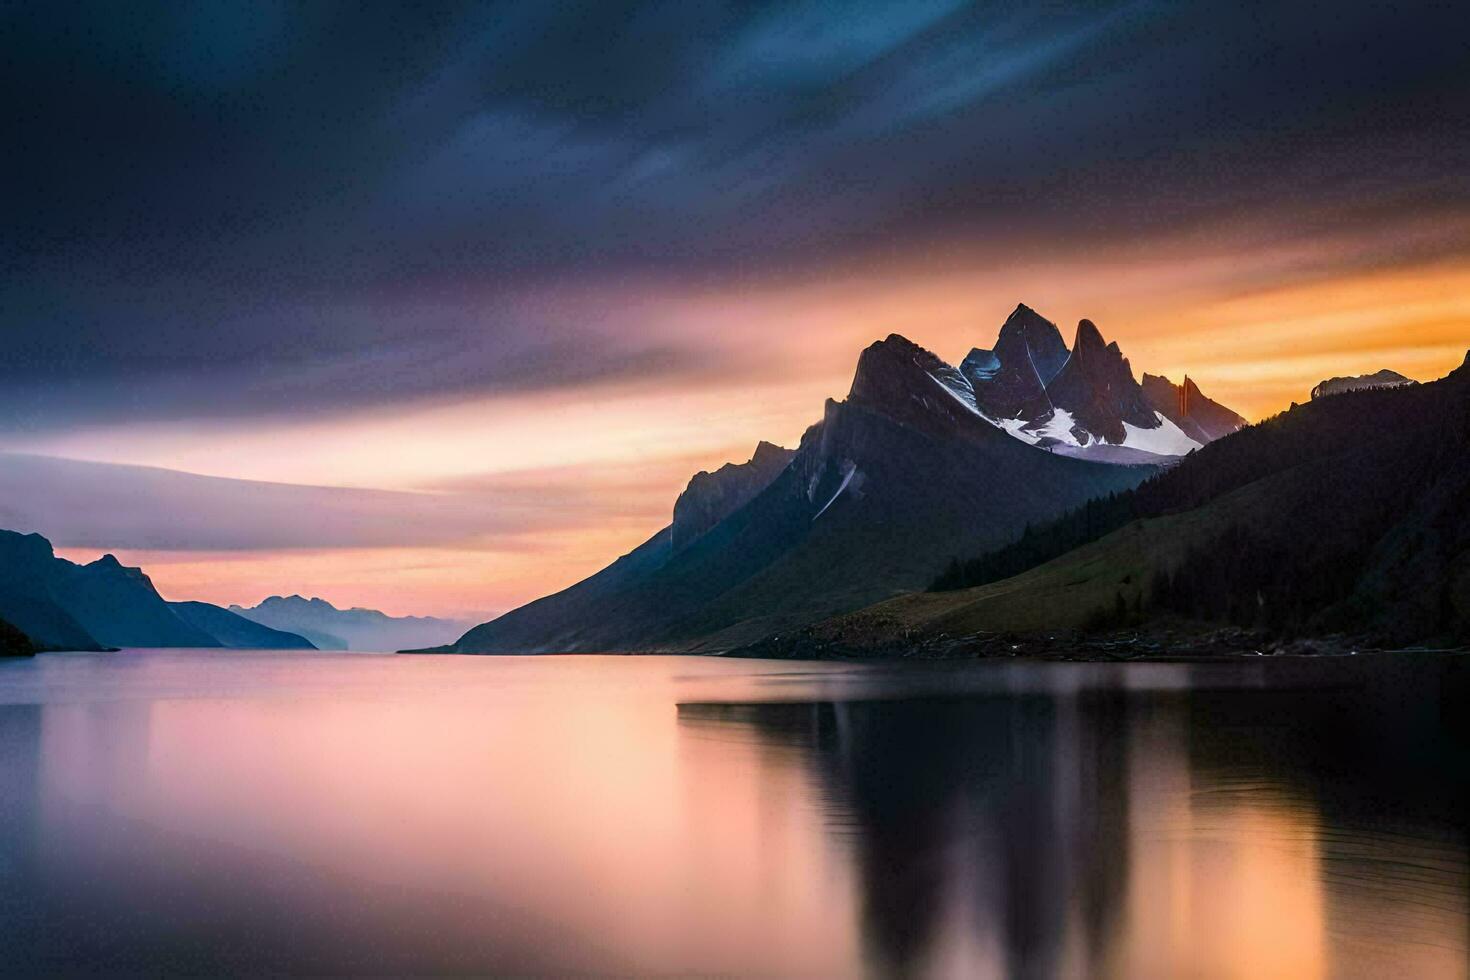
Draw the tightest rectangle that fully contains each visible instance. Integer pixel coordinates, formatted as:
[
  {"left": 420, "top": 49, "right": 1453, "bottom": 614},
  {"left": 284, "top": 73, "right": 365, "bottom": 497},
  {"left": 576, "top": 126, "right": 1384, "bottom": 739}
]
[{"left": 931, "top": 373, "right": 1470, "bottom": 644}]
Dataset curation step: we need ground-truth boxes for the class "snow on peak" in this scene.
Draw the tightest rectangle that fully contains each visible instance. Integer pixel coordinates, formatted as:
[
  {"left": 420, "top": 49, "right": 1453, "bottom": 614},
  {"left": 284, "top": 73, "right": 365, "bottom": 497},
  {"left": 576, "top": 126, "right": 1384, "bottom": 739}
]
[{"left": 1119, "top": 412, "right": 1203, "bottom": 456}]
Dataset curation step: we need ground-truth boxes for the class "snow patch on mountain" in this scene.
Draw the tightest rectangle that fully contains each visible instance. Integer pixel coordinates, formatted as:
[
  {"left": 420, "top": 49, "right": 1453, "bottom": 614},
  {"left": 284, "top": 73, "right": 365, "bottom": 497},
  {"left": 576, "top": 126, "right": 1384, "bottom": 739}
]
[
  {"left": 1120, "top": 413, "right": 1202, "bottom": 456},
  {"left": 1026, "top": 407, "right": 1086, "bottom": 447},
  {"left": 813, "top": 460, "right": 859, "bottom": 520},
  {"left": 926, "top": 370, "right": 984, "bottom": 416}
]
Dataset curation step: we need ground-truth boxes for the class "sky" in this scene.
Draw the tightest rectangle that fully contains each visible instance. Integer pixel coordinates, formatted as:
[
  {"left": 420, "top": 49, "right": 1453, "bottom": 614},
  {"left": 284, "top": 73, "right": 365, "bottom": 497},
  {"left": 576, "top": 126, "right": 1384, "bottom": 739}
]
[{"left": 3, "top": 1, "right": 1468, "bottom": 618}]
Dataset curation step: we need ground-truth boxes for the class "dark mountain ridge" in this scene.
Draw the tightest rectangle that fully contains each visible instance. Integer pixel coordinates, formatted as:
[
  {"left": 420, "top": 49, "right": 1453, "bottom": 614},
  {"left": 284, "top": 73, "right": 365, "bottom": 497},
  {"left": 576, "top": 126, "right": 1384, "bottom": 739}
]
[
  {"left": 671, "top": 442, "right": 795, "bottom": 553},
  {"left": 54, "top": 554, "right": 222, "bottom": 649},
  {"left": 0, "top": 531, "right": 222, "bottom": 650}
]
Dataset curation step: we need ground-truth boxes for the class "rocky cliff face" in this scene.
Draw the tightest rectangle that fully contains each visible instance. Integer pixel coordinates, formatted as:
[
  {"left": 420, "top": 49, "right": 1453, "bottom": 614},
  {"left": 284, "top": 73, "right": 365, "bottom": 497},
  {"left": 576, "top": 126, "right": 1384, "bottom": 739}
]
[
  {"left": 961, "top": 303, "right": 1068, "bottom": 421},
  {"left": 671, "top": 442, "right": 794, "bottom": 553},
  {"left": 1044, "top": 319, "right": 1159, "bottom": 444},
  {"left": 1141, "top": 373, "right": 1248, "bottom": 443}
]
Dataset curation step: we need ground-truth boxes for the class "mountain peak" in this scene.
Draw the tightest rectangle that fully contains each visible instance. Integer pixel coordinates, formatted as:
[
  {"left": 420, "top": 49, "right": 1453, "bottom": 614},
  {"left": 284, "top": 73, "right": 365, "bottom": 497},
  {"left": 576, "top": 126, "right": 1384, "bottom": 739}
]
[
  {"left": 1045, "top": 319, "right": 1157, "bottom": 444},
  {"left": 849, "top": 333, "right": 949, "bottom": 402},
  {"left": 965, "top": 305, "right": 1068, "bottom": 419},
  {"left": 1072, "top": 318, "right": 1107, "bottom": 356}
]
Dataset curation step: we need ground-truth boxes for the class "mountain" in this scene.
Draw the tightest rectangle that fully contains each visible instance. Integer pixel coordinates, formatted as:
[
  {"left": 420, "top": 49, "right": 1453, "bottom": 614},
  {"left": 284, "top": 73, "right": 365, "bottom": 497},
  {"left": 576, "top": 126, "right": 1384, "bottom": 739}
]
[
  {"left": 0, "top": 616, "right": 35, "bottom": 657},
  {"left": 169, "top": 601, "right": 317, "bottom": 649},
  {"left": 52, "top": 555, "right": 223, "bottom": 649},
  {"left": 1141, "top": 374, "right": 1248, "bottom": 443},
  {"left": 230, "top": 595, "right": 468, "bottom": 651},
  {"left": 960, "top": 303, "right": 1069, "bottom": 421},
  {"left": 754, "top": 350, "right": 1470, "bottom": 655},
  {"left": 1043, "top": 318, "right": 1160, "bottom": 444},
  {"left": 0, "top": 532, "right": 107, "bottom": 651},
  {"left": 952, "top": 308, "right": 1236, "bottom": 462},
  {"left": 1311, "top": 369, "right": 1416, "bottom": 400},
  {"left": 672, "top": 442, "right": 795, "bottom": 553},
  {"left": 0, "top": 530, "right": 221, "bottom": 650},
  {"left": 443, "top": 320, "right": 1171, "bottom": 654}
]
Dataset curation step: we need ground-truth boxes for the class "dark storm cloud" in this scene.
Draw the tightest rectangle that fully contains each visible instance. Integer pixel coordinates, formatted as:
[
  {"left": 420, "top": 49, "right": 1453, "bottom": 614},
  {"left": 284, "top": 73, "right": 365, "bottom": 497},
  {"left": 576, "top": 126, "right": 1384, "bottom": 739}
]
[{"left": 3, "top": 1, "right": 1467, "bottom": 432}]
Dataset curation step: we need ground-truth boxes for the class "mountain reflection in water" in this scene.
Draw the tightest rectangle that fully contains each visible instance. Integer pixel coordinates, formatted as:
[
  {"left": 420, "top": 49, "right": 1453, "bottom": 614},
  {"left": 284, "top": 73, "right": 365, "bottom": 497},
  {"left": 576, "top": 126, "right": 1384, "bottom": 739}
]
[
  {"left": 0, "top": 652, "right": 1465, "bottom": 977},
  {"left": 678, "top": 659, "right": 1470, "bottom": 978}
]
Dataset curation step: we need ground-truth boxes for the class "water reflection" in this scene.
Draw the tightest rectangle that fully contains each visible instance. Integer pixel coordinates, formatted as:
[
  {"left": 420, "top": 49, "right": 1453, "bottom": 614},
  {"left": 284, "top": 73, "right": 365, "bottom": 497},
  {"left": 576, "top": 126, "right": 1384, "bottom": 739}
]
[
  {"left": 679, "top": 661, "right": 1470, "bottom": 978},
  {"left": 0, "top": 652, "right": 1465, "bottom": 976}
]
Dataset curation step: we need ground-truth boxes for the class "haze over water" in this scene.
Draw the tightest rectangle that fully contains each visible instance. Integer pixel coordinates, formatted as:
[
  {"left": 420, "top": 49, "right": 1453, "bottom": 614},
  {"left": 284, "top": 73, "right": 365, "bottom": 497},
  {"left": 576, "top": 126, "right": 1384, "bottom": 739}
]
[{"left": 1, "top": 652, "right": 1465, "bottom": 977}]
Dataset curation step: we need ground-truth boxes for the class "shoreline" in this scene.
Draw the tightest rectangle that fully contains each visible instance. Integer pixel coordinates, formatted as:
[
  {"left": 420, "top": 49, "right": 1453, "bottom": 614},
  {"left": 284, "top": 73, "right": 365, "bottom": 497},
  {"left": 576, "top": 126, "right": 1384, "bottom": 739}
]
[{"left": 728, "top": 624, "right": 1470, "bottom": 663}]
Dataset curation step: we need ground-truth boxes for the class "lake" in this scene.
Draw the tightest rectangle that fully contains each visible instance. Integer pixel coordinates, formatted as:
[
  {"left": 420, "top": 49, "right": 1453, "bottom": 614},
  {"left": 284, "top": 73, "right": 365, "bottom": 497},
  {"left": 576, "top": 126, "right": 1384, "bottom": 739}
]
[{"left": 1, "top": 651, "right": 1466, "bottom": 977}]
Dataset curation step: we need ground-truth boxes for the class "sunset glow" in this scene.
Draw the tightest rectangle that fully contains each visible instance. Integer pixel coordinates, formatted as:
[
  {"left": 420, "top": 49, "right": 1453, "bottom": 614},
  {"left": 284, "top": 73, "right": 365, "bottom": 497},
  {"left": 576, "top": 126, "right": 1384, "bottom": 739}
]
[{"left": 5, "top": 2, "right": 1467, "bottom": 617}]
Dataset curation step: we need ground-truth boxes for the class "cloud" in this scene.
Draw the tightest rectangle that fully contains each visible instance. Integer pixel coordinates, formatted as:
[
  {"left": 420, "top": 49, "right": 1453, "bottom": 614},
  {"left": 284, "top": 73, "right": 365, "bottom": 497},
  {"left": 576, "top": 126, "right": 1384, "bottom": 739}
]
[
  {"left": 0, "top": 452, "right": 676, "bottom": 552},
  {"left": 3, "top": 1, "right": 1468, "bottom": 435}
]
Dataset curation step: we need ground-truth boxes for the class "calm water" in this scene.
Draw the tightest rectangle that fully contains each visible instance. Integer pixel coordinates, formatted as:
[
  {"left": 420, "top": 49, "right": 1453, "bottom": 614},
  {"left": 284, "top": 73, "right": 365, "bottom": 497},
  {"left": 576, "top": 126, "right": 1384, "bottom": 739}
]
[{"left": 0, "top": 652, "right": 1466, "bottom": 977}]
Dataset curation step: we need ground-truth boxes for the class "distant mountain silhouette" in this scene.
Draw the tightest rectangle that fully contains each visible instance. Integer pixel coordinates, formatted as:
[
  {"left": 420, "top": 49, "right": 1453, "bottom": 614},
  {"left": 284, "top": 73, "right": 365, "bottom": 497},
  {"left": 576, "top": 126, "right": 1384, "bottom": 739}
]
[
  {"left": 169, "top": 601, "right": 316, "bottom": 649},
  {"left": 1311, "top": 368, "right": 1415, "bottom": 400},
  {"left": 231, "top": 595, "right": 467, "bottom": 651},
  {"left": 777, "top": 349, "right": 1470, "bottom": 653},
  {"left": 0, "top": 530, "right": 219, "bottom": 649},
  {"left": 443, "top": 302, "right": 1237, "bottom": 654}
]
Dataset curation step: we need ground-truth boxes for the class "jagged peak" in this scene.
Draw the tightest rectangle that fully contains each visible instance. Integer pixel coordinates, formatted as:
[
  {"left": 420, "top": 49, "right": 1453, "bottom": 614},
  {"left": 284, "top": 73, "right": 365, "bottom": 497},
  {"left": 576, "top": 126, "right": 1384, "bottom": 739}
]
[
  {"left": 261, "top": 594, "right": 339, "bottom": 610},
  {"left": 876, "top": 332, "right": 921, "bottom": 350},
  {"left": 997, "top": 303, "right": 1063, "bottom": 344},
  {"left": 850, "top": 333, "right": 948, "bottom": 390},
  {"left": 1072, "top": 318, "right": 1107, "bottom": 353}
]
